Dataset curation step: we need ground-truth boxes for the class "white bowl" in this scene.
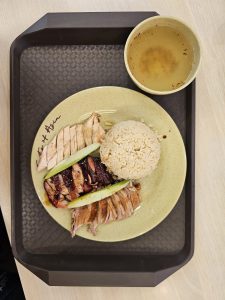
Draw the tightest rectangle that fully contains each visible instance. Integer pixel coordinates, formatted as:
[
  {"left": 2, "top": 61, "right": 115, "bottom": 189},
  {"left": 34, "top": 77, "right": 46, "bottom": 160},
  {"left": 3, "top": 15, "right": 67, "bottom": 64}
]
[{"left": 124, "top": 16, "right": 201, "bottom": 95}]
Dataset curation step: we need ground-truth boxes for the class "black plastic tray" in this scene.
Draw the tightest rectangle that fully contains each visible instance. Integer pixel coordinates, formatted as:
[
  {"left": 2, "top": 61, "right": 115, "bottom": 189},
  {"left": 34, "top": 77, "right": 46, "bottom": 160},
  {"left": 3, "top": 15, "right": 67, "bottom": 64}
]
[{"left": 10, "top": 12, "right": 195, "bottom": 286}]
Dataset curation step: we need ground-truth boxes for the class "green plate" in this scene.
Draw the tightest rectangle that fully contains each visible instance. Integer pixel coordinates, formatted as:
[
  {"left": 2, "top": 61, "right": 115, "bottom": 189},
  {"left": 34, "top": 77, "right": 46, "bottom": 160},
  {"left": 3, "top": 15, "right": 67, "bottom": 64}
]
[{"left": 31, "top": 86, "right": 186, "bottom": 242}]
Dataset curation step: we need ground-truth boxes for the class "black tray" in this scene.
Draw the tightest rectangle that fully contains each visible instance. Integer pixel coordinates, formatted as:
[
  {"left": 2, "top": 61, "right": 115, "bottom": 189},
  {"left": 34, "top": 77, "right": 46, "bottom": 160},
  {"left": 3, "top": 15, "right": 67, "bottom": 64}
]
[{"left": 10, "top": 12, "right": 195, "bottom": 286}]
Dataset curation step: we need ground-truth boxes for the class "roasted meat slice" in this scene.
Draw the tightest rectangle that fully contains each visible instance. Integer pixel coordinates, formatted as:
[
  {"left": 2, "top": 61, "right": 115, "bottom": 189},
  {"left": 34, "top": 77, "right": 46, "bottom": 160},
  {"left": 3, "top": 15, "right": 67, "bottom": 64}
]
[
  {"left": 117, "top": 189, "right": 134, "bottom": 217},
  {"left": 97, "top": 199, "right": 108, "bottom": 224},
  {"left": 86, "top": 156, "right": 98, "bottom": 184},
  {"left": 125, "top": 184, "right": 141, "bottom": 210},
  {"left": 111, "top": 193, "right": 126, "bottom": 220},
  {"left": 93, "top": 157, "right": 114, "bottom": 186},
  {"left": 88, "top": 202, "right": 99, "bottom": 235},
  {"left": 87, "top": 199, "right": 108, "bottom": 236},
  {"left": 71, "top": 203, "right": 98, "bottom": 237},
  {"left": 79, "top": 161, "right": 92, "bottom": 193},
  {"left": 71, "top": 206, "right": 90, "bottom": 237},
  {"left": 71, "top": 183, "right": 141, "bottom": 237},
  {"left": 105, "top": 197, "right": 117, "bottom": 223},
  {"left": 44, "top": 156, "right": 116, "bottom": 208},
  {"left": 72, "top": 163, "right": 84, "bottom": 194},
  {"left": 44, "top": 179, "right": 68, "bottom": 208}
]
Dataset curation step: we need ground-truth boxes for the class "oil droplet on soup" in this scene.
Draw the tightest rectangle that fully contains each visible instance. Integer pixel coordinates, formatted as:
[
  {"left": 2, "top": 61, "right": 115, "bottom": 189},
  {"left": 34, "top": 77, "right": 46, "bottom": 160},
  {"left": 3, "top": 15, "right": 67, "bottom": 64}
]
[{"left": 128, "top": 26, "right": 194, "bottom": 91}]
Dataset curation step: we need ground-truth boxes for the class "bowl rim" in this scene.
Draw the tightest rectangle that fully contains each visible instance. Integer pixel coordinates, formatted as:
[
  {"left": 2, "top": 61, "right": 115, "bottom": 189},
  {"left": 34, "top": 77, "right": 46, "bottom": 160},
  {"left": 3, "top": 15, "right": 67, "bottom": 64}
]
[{"left": 124, "top": 15, "right": 202, "bottom": 95}]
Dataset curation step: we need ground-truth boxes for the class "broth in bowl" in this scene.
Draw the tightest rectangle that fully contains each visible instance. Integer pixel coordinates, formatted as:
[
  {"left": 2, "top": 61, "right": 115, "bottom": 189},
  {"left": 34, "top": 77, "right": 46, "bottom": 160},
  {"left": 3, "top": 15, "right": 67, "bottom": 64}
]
[
  {"left": 124, "top": 16, "right": 201, "bottom": 95},
  {"left": 127, "top": 25, "right": 194, "bottom": 92}
]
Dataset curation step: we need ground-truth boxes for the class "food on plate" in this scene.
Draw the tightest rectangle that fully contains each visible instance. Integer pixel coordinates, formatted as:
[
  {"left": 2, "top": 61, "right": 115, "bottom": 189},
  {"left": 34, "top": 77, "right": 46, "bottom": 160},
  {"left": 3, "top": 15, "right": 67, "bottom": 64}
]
[
  {"left": 37, "top": 112, "right": 105, "bottom": 172},
  {"left": 100, "top": 120, "right": 160, "bottom": 180},
  {"left": 68, "top": 180, "right": 129, "bottom": 208},
  {"left": 45, "top": 143, "right": 100, "bottom": 179},
  {"left": 44, "top": 155, "right": 115, "bottom": 208},
  {"left": 40, "top": 113, "right": 161, "bottom": 237},
  {"left": 71, "top": 182, "right": 141, "bottom": 237}
]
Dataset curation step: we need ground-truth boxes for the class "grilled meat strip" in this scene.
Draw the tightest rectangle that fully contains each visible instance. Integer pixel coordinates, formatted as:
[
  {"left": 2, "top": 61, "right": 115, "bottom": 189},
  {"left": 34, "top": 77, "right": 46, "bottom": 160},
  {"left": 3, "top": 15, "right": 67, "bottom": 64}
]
[
  {"left": 71, "top": 183, "right": 141, "bottom": 237},
  {"left": 44, "top": 156, "right": 115, "bottom": 208}
]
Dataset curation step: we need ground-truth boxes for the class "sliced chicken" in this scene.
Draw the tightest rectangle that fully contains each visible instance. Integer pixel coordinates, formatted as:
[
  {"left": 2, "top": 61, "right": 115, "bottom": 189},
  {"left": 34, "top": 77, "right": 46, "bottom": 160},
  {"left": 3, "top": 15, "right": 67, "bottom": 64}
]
[
  {"left": 87, "top": 202, "right": 98, "bottom": 223},
  {"left": 88, "top": 202, "right": 99, "bottom": 235},
  {"left": 70, "top": 125, "right": 77, "bottom": 154},
  {"left": 71, "top": 204, "right": 97, "bottom": 237},
  {"left": 71, "top": 183, "right": 141, "bottom": 237},
  {"left": 37, "top": 145, "right": 48, "bottom": 171},
  {"left": 83, "top": 113, "right": 95, "bottom": 146},
  {"left": 91, "top": 114, "right": 100, "bottom": 143},
  {"left": 71, "top": 207, "right": 88, "bottom": 237},
  {"left": 92, "top": 114, "right": 105, "bottom": 143},
  {"left": 111, "top": 193, "right": 126, "bottom": 220},
  {"left": 117, "top": 189, "right": 134, "bottom": 217},
  {"left": 125, "top": 185, "right": 141, "bottom": 210},
  {"left": 47, "top": 136, "right": 57, "bottom": 162},
  {"left": 47, "top": 136, "right": 57, "bottom": 170},
  {"left": 63, "top": 126, "right": 71, "bottom": 159},
  {"left": 56, "top": 128, "right": 64, "bottom": 163},
  {"left": 97, "top": 199, "right": 108, "bottom": 225},
  {"left": 37, "top": 112, "right": 105, "bottom": 172},
  {"left": 76, "top": 124, "right": 85, "bottom": 150},
  {"left": 97, "top": 125, "right": 105, "bottom": 143},
  {"left": 105, "top": 198, "right": 117, "bottom": 223}
]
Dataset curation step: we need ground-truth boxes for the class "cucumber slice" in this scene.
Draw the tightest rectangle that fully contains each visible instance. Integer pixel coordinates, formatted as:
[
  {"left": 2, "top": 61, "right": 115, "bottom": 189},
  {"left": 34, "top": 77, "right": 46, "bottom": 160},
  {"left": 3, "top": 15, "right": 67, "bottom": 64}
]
[
  {"left": 67, "top": 180, "right": 130, "bottom": 208},
  {"left": 44, "top": 143, "right": 100, "bottom": 179}
]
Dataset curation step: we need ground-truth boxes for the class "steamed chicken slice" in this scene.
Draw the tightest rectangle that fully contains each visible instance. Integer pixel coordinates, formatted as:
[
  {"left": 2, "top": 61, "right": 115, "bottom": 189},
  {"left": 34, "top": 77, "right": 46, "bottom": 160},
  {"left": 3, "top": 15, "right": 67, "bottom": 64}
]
[
  {"left": 92, "top": 113, "right": 105, "bottom": 143},
  {"left": 63, "top": 126, "right": 71, "bottom": 159},
  {"left": 47, "top": 136, "right": 57, "bottom": 170},
  {"left": 83, "top": 113, "right": 95, "bottom": 145},
  {"left": 37, "top": 112, "right": 106, "bottom": 172},
  {"left": 70, "top": 125, "right": 77, "bottom": 154},
  {"left": 37, "top": 145, "right": 48, "bottom": 171},
  {"left": 56, "top": 128, "right": 64, "bottom": 163},
  {"left": 76, "top": 124, "right": 85, "bottom": 150}
]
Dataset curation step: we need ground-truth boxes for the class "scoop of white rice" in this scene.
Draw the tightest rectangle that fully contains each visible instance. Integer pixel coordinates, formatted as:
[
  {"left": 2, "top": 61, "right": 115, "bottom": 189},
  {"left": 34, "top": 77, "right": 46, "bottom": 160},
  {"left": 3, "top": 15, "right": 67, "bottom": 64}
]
[{"left": 100, "top": 120, "right": 160, "bottom": 180}]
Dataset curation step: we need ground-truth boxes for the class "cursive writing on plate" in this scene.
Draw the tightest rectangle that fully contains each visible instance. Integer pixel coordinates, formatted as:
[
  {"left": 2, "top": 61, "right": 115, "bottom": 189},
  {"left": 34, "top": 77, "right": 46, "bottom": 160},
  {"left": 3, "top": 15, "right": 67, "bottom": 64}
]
[{"left": 36, "top": 115, "right": 61, "bottom": 165}]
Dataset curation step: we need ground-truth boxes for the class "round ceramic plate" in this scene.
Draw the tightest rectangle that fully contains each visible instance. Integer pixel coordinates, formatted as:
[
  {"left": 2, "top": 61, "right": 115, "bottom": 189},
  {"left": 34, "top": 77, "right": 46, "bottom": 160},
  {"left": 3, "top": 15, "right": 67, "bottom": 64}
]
[{"left": 31, "top": 86, "right": 186, "bottom": 242}]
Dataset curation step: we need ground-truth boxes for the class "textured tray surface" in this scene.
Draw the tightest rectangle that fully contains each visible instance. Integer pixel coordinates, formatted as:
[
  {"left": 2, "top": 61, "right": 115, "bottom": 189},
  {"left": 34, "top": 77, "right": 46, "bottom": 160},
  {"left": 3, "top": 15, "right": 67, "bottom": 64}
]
[{"left": 20, "top": 45, "right": 185, "bottom": 255}]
